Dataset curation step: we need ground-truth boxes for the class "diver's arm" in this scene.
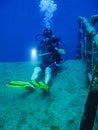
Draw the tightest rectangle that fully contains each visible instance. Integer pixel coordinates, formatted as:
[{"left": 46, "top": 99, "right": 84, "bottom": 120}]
[{"left": 55, "top": 47, "right": 65, "bottom": 54}]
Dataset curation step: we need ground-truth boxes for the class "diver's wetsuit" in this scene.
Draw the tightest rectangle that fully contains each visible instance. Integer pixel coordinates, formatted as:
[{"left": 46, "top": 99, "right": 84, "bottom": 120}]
[
  {"left": 31, "top": 29, "right": 65, "bottom": 87},
  {"left": 38, "top": 36, "right": 62, "bottom": 70}
]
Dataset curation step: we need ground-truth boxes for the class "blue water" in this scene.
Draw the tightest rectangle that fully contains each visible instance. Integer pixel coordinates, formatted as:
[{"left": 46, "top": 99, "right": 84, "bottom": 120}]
[{"left": 0, "top": 0, "right": 98, "bottom": 62}]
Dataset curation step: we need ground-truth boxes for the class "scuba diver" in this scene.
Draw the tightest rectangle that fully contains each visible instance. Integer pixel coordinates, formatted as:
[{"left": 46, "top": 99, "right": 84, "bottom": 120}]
[
  {"left": 5, "top": 29, "right": 66, "bottom": 92},
  {"left": 30, "top": 28, "right": 66, "bottom": 91}
]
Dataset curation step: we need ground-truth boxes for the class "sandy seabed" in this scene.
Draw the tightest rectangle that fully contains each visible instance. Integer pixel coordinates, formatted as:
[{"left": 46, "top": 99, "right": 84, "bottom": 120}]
[{"left": 0, "top": 60, "right": 98, "bottom": 130}]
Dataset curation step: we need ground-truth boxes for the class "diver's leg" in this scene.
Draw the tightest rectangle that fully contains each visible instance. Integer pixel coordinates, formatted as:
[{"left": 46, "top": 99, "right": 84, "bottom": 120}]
[
  {"left": 44, "top": 67, "right": 52, "bottom": 85},
  {"left": 44, "top": 62, "right": 59, "bottom": 85},
  {"left": 31, "top": 66, "right": 41, "bottom": 80}
]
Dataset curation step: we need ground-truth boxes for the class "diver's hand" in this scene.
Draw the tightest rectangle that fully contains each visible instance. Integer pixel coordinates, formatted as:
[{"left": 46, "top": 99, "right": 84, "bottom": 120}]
[{"left": 55, "top": 47, "right": 65, "bottom": 54}]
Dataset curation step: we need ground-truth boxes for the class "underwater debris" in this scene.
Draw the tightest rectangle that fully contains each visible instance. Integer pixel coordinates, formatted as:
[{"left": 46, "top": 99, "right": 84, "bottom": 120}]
[
  {"left": 68, "top": 119, "right": 75, "bottom": 124},
  {"left": 50, "top": 125, "right": 59, "bottom": 130}
]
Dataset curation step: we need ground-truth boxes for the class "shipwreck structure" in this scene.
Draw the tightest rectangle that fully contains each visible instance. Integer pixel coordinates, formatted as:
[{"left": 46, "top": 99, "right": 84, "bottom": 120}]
[
  {"left": 77, "top": 15, "right": 98, "bottom": 130},
  {"left": 77, "top": 15, "right": 98, "bottom": 83}
]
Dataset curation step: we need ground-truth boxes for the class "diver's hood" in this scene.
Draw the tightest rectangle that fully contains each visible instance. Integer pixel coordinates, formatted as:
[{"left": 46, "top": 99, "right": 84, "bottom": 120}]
[{"left": 43, "top": 28, "right": 53, "bottom": 38}]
